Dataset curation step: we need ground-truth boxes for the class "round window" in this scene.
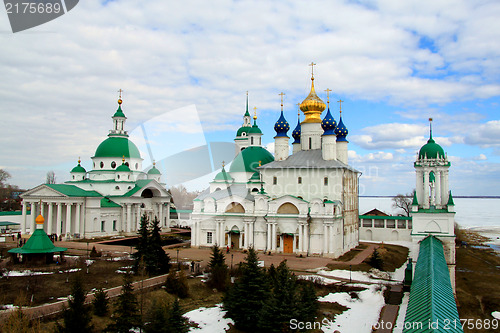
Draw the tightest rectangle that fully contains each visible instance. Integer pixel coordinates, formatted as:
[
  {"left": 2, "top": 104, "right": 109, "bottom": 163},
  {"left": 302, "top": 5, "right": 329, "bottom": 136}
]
[
  {"left": 111, "top": 161, "right": 116, "bottom": 168},
  {"left": 100, "top": 161, "right": 104, "bottom": 169}
]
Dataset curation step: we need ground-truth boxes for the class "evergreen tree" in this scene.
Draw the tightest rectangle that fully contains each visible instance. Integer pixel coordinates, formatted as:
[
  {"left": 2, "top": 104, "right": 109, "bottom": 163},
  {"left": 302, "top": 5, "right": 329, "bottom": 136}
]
[
  {"left": 223, "top": 247, "right": 269, "bottom": 332},
  {"left": 134, "top": 214, "right": 151, "bottom": 273},
  {"left": 56, "top": 274, "right": 93, "bottom": 333},
  {"left": 106, "top": 273, "right": 141, "bottom": 332},
  {"left": 165, "top": 270, "right": 189, "bottom": 298},
  {"left": 207, "top": 245, "right": 229, "bottom": 291},
  {"left": 148, "top": 216, "right": 171, "bottom": 275},
  {"left": 259, "top": 260, "right": 299, "bottom": 333},
  {"left": 144, "top": 298, "right": 169, "bottom": 333},
  {"left": 297, "top": 280, "right": 319, "bottom": 324},
  {"left": 167, "top": 299, "right": 189, "bottom": 333},
  {"left": 92, "top": 287, "right": 109, "bottom": 317},
  {"left": 368, "top": 249, "right": 384, "bottom": 270}
]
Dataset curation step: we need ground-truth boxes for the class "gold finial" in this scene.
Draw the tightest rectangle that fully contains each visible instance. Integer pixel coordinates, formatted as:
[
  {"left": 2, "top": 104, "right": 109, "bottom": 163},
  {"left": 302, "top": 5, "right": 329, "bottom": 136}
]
[
  {"left": 259, "top": 160, "right": 262, "bottom": 167},
  {"left": 297, "top": 103, "right": 300, "bottom": 118},
  {"left": 325, "top": 88, "right": 332, "bottom": 106},
  {"left": 117, "top": 89, "right": 123, "bottom": 105},
  {"left": 253, "top": 106, "right": 257, "bottom": 120},
  {"left": 122, "top": 155, "right": 125, "bottom": 164},
  {"left": 279, "top": 92, "right": 285, "bottom": 111},
  {"left": 153, "top": 159, "right": 156, "bottom": 167},
  {"left": 309, "top": 62, "right": 316, "bottom": 79},
  {"left": 78, "top": 156, "right": 81, "bottom": 164},
  {"left": 222, "top": 161, "right": 225, "bottom": 168},
  {"left": 338, "top": 99, "right": 344, "bottom": 114},
  {"left": 429, "top": 117, "right": 433, "bottom": 122}
]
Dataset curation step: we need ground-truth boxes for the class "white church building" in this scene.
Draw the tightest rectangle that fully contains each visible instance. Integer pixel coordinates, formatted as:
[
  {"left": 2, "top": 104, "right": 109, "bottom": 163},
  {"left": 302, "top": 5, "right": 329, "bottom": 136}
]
[
  {"left": 191, "top": 71, "right": 360, "bottom": 257},
  {"left": 19, "top": 98, "right": 171, "bottom": 238}
]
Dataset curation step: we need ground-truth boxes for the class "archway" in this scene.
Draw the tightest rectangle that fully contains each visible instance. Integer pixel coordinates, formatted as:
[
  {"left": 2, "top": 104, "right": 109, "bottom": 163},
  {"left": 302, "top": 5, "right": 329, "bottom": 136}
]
[
  {"left": 229, "top": 226, "right": 240, "bottom": 249},
  {"left": 225, "top": 202, "right": 245, "bottom": 213},
  {"left": 277, "top": 203, "right": 299, "bottom": 214},
  {"left": 391, "top": 230, "right": 399, "bottom": 241}
]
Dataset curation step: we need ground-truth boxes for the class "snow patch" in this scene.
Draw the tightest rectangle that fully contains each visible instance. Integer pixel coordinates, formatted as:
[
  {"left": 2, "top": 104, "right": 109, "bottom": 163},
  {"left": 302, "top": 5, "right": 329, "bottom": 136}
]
[
  {"left": 492, "top": 311, "right": 500, "bottom": 319},
  {"left": 5, "top": 270, "right": 54, "bottom": 277},
  {"left": 184, "top": 303, "right": 234, "bottom": 332}
]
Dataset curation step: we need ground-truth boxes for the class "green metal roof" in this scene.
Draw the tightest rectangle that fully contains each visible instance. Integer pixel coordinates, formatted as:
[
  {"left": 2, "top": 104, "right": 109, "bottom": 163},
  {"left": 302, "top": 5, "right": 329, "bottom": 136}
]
[
  {"left": 236, "top": 126, "right": 250, "bottom": 136},
  {"left": 101, "top": 198, "right": 122, "bottom": 208},
  {"left": 8, "top": 228, "right": 67, "bottom": 254},
  {"left": 120, "top": 179, "right": 154, "bottom": 197},
  {"left": 147, "top": 166, "right": 161, "bottom": 175},
  {"left": 113, "top": 105, "right": 126, "bottom": 118},
  {"left": 447, "top": 191, "right": 455, "bottom": 206},
  {"left": 229, "top": 146, "right": 274, "bottom": 173},
  {"left": 418, "top": 137, "right": 445, "bottom": 160},
  {"left": 45, "top": 184, "right": 101, "bottom": 197},
  {"left": 403, "top": 236, "right": 463, "bottom": 333},
  {"left": 0, "top": 211, "right": 31, "bottom": 216},
  {"left": 214, "top": 166, "right": 232, "bottom": 182},
  {"left": 116, "top": 163, "right": 131, "bottom": 172},
  {"left": 359, "top": 215, "right": 412, "bottom": 220},
  {"left": 94, "top": 136, "right": 141, "bottom": 159},
  {"left": 412, "top": 191, "right": 419, "bottom": 206},
  {"left": 0, "top": 221, "right": 20, "bottom": 226},
  {"left": 71, "top": 163, "right": 86, "bottom": 173}
]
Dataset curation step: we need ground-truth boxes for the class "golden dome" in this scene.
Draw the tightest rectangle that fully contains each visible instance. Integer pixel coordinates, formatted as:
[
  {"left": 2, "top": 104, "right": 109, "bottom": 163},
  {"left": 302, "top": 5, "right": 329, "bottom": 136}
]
[
  {"left": 299, "top": 77, "right": 326, "bottom": 123},
  {"left": 35, "top": 214, "right": 45, "bottom": 225}
]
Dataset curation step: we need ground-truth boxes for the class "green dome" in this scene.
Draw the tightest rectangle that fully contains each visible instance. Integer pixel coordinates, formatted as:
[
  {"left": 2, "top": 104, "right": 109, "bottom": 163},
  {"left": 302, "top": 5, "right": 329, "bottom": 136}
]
[
  {"left": 229, "top": 146, "right": 274, "bottom": 173},
  {"left": 71, "top": 163, "right": 86, "bottom": 173},
  {"left": 148, "top": 166, "right": 161, "bottom": 175},
  {"left": 249, "top": 125, "right": 262, "bottom": 134},
  {"left": 418, "top": 138, "right": 445, "bottom": 159},
  {"left": 116, "top": 163, "right": 131, "bottom": 172},
  {"left": 113, "top": 105, "right": 126, "bottom": 118},
  {"left": 237, "top": 126, "right": 250, "bottom": 136},
  {"left": 214, "top": 166, "right": 232, "bottom": 182},
  {"left": 94, "top": 137, "right": 141, "bottom": 159}
]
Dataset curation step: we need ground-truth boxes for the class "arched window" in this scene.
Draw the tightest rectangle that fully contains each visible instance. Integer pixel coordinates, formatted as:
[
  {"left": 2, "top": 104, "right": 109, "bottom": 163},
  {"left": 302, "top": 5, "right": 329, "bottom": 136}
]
[
  {"left": 111, "top": 161, "right": 116, "bottom": 168},
  {"left": 100, "top": 161, "right": 104, "bottom": 169},
  {"left": 117, "top": 175, "right": 120, "bottom": 179},
  {"left": 225, "top": 202, "right": 245, "bottom": 213},
  {"left": 277, "top": 203, "right": 299, "bottom": 214},
  {"left": 324, "top": 177, "right": 328, "bottom": 186},
  {"left": 251, "top": 137, "right": 254, "bottom": 145},
  {"left": 115, "top": 186, "right": 120, "bottom": 190},
  {"left": 273, "top": 176, "right": 277, "bottom": 185},
  {"left": 298, "top": 177, "right": 302, "bottom": 184},
  {"left": 135, "top": 163, "right": 138, "bottom": 170},
  {"left": 309, "top": 137, "right": 312, "bottom": 149}
]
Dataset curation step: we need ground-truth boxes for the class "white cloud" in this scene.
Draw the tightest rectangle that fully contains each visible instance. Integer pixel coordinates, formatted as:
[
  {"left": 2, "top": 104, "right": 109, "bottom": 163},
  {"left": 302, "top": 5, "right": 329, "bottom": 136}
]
[{"left": 464, "top": 120, "right": 500, "bottom": 147}]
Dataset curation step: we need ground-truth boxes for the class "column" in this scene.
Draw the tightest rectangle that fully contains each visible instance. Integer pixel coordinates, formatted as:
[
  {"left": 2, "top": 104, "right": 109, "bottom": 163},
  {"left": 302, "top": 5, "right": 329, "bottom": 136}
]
[
  {"left": 121, "top": 205, "right": 125, "bottom": 232},
  {"left": 56, "top": 203, "right": 62, "bottom": 236},
  {"left": 435, "top": 170, "right": 441, "bottom": 206},
  {"left": 298, "top": 224, "right": 303, "bottom": 252},
  {"left": 197, "top": 220, "right": 202, "bottom": 247},
  {"left": 323, "top": 224, "right": 328, "bottom": 254},
  {"left": 47, "top": 202, "right": 53, "bottom": 234},
  {"left": 75, "top": 203, "right": 81, "bottom": 236},
  {"left": 66, "top": 203, "right": 72, "bottom": 236},
  {"left": 248, "top": 222, "right": 253, "bottom": 247},
  {"left": 243, "top": 222, "right": 247, "bottom": 248},
  {"left": 266, "top": 223, "right": 271, "bottom": 251},
  {"left": 126, "top": 204, "right": 131, "bottom": 233},
  {"left": 158, "top": 203, "right": 163, "bottom": 228},
  {"left": 303, "top": 223, "right": 309, "bottom": 254},
  {"left": 329, "top": 224, "right": 334, "bottom": 253},
  {"left": 136, "top": 204, "right": 141, "bottom": 230},
  {"left": 31, "top": 202, "right": 37, "bottom": 233},
  {"left": 215, "top": 221, "right": 219, "bottom": 246},
  {"left": 192, "top": 221, "right": 197, "bottom": 246},
  {"left": 166, "top": 202, "right": 171, "bottom": 227},
  {"left": 21, "top": 202, "right": 27, "bottom": 234},
  {"left": 423, "top": 170, "right": 429, "bottom": 208},
  {"left": 41, "top": 202, "right": 45, "bottom": 217},
  {"left": 271, "top": 223, "right": 277, "bottom": 251}
]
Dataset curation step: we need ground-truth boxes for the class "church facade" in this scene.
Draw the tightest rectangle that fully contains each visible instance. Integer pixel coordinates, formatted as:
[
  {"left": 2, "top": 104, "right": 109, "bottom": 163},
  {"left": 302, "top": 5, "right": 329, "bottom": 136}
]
[
  {"left": 19, "top": 98, "right": 171, "bottom": 238},
  {"left": 191, "top": 72, "right": 360, "bottom": 257}
]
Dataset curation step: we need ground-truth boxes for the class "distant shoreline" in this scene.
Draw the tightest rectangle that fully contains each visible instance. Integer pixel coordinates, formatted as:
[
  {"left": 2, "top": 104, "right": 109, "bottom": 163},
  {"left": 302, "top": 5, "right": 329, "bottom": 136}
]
[{"left": 360, "top": 195, "right": 500, "bottom": 199}]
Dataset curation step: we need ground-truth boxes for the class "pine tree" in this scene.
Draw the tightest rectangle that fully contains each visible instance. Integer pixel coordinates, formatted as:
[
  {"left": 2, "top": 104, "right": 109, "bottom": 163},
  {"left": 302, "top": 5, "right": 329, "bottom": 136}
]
[
  {"left": 167, "top": 299, "right": 189, "bottom": 333},
  {"left": 297, "top": 280, "right": 319, "bottom": 324},
  {"left": 92, "top": 287, "right": 109, "bottom": 317},
  {"left": 106, "top": 273, "right": 141, "bottom": 332},
  {"left": 148, "top": 216, "right": 171, "bottom": 275},
  {"left": 207, "top": 245, "right": 229, "bottom": 291},
  {"left": 56, "top": 274, "right": 93, "bottom": 333},
  {"left": 144, "top": 298, "right": 169, "bottom": 333},
  {"left": 134, "top": 214, "right": 151, "bottom": 273},
  {"left": 165, "top": 270, "right": 189, "bottom": 298},
  {"left": 368, "top": 249, "right": 384, "bottom": 270},
  {"left": 223, "top": 247, "right": 269, "bottom": 332},
  {"left": 258, "top": 260, "right": 299, "bottom": 332}
]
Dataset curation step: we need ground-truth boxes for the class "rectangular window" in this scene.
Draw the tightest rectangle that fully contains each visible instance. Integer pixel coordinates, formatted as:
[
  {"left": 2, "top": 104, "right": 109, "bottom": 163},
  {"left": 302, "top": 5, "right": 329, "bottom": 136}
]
[
  {"left": 374, "top": 220, "right": 384, "bottom": 228},
  {"left": 101, "top": 221, "right": 105, "bottom": 232},
  {"left": 298, "top": 177, "right": 302, "bottom": 184},
  {"left": 386, "top": 220, "right": 396, "bottom": 228},
  {"left": 398, "top": 220, "right": 407, "bottom": 229},
  {"left": 207, "top": 231, "right": 213, "bottom": 244},
  {"left": 324, "top": 177, "right": 328, "bottom": 186},
  {"left": 113, "top": 220, "right": 117, "bottom": 231},
  {"left": 273, "top": 176, "right": 277, "bottom": 185},
  {"left": 362, "top": 219, "right": 373, "bottom": 227}
]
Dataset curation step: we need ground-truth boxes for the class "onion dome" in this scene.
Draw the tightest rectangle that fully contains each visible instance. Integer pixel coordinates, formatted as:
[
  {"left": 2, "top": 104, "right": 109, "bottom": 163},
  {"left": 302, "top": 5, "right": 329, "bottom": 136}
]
[
  {"left": 71, "top": 159, "right": 86, "bottom": 173},
  {"left": 418, "top": 123, "right": 445, "bottom": 160},
  {"left": 249, "top": 117, "right": 262, "bottom": 134},
  {"left": 335, "top": 116, "right": 348, "bottom": 142},
  {"left": 292, "top": 120, "right": 301, "bottom": 144},
  {"left": 147, "top": 162, "right": 161, "bottom": 175},
  {"left": 35, "top": 214, "right": 45, "bottom": 225},
  {"left": 214, "top": 165, "right": 232, "bottom": 182},
  {"left": 113, "top": 99, "right": 126, "bottom": 118},
  {"left": 299, "top": 77, "right": 326, "bottom": 123},
  {"left": 116, "top": 158, "right": 131, "bottom": 172},
  {"left": 229, "top": 146, "right": 274, "bottom": 173},
  {"left": 274, "top": 111, "right": 290, "bottom": 137},
  {"left": 321, "top": 108, "right": 337, "bottom": 135},
  {"left": 237, "top": 126, "right": 250, "bottom": 136},
  {"left": 94, "top": 137, "right": 141, "bottom": 158}
]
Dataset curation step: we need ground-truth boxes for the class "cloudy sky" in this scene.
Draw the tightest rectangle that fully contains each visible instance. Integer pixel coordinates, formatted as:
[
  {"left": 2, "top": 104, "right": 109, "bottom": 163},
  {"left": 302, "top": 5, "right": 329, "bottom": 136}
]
[{"left": 1, "top": 0, "right": 500, "bottom": 196}]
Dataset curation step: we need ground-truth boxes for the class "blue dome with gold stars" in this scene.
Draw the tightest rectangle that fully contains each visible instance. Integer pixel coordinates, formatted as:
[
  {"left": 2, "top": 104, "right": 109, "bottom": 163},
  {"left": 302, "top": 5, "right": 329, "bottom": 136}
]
[
  {"left": 274, "top": 111, "right": 290, "bottom": 137},
  {"left": 335, "top": 116, "right": 348, "bottom": 142},
  {"left": 292, "top": 118, "right": 301, "bottom": 144},
  {"left": 321, "top": 108, "right": 337, "bottom": 135}
]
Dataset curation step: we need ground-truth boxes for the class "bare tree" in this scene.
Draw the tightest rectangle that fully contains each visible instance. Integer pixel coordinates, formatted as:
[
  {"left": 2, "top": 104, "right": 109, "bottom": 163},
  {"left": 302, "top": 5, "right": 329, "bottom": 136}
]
[
  {"left": 392, "top": 191, "right": 413, "bottom": 217},
  {"left": 0, "top": 169, "right": 11, "bottom": 187},
  {"left": 46, "top": 171, "right": 57, "bottom": 184},
  {"left": 169, "top": 185, "right": 200, "bottom": 210}
]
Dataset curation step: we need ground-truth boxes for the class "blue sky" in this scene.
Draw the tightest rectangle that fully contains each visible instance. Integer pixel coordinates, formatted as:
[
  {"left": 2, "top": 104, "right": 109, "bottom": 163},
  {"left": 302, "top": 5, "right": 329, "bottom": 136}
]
[{"left": 1, "top": 0, "right": 499, "bottom": 196}]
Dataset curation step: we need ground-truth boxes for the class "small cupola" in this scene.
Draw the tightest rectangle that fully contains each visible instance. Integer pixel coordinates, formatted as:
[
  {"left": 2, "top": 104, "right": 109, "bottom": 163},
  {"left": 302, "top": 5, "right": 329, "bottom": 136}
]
[
  {"left": 147, "top": 161, "right": 162, "bottom": 182},
  {"left": 70, "top": 158, "right": 87, "bottom": 181},
  {"left": 115, "top": 156, "right": 132, "bottom": 182}
]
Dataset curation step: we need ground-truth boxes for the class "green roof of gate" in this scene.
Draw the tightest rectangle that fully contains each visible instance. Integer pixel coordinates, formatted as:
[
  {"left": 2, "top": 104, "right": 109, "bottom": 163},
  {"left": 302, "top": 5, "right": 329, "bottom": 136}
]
[
  {"left": 229, "top": 146, "right": 274, "bottom": 173},
  {"left": 8, "top": 228, "right": 67, "bottom": 254},
  {"left": 113, "top": 105, "right": 126, "bottom": 118},
  {"left": 447, "top": 191, "right": 455, "bottom": 206},
  {"left": 403, "top": 236, "right": 463, "bottom": 333},
  {"left": 45, "top": 184, "right": 101, "bottom": 197},
  {"left": 94, "top": 137, "right": 141, "bottom": 159},
  {"left": 418, "top": 137, "right": 445, "bottom": 160}
]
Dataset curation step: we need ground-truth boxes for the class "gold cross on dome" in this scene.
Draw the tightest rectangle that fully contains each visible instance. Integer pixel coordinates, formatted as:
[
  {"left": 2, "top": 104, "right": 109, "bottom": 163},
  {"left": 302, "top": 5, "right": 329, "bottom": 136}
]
[
  {"left": 325, "top": 88, "right": 332, "bottom": 105},
  {"left": 222, "top": 161, "right": 225, "bottom": 168},
  {"left": 309, "top": 62, "right": 316, "bottom": 77},
  {"left": 118, "top": 89, "right": 124, "bottom": 99},
  {"left": 279, "top": 92, "right": 285, "bottom": 110},
  {"left": 338, "top": 99, "right": 344, "bottom": 114},
  {"left": 253, "top": 106, "right": 257, "bottom": 118},
  {"left": 297, "top": 103, "right": 301, "bottom": 117}
]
